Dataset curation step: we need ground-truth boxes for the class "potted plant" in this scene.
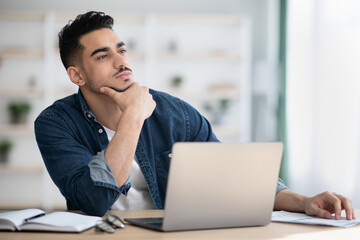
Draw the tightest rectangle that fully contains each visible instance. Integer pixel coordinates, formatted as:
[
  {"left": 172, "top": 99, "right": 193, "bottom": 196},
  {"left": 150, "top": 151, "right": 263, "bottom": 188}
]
[
  {"left": 203, "top": 98, "right": 230, "bottom": 125},
  {"left": 8, "top": 101, "right": 31, "bottom": 124},
  {"left": 219, "top": 98, "right": 230, "bottom": 114},
  {"left": 0, "top": 140, "right": 12, "bottom": 164},
  {"left": 171, "top": 75, "right": 183, "bottom": 89}
]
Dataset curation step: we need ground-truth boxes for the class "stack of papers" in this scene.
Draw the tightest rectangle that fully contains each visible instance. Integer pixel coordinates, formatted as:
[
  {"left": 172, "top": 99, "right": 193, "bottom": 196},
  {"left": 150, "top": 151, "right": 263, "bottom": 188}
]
[{"left": 272, "top": 211, "right": 360, "bottom": 228}]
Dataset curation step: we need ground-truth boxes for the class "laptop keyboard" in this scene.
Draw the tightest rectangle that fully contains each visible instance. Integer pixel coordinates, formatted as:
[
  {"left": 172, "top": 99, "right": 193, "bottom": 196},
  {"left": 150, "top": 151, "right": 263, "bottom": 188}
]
[{"left": 143, "top": 217, "right": 163, "bottom": 225}]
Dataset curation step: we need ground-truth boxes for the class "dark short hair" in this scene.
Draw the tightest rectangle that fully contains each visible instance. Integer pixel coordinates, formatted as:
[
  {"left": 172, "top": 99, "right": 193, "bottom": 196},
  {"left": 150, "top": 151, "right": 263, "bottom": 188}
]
[{"left": 58, "top": 11, "right": 114, "bottom": 69}]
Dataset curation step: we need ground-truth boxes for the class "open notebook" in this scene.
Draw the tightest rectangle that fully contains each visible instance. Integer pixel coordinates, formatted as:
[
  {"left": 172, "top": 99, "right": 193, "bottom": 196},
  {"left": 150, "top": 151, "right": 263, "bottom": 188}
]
[{"left": 0, "top": 208, "right": 101, "bottom": 232}]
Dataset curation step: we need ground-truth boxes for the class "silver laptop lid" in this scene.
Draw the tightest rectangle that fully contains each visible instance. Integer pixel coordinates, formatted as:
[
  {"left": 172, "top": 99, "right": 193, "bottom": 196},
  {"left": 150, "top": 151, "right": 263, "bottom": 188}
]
[{"left": 162, "top": 142, "right": 283, "bottom": 231}]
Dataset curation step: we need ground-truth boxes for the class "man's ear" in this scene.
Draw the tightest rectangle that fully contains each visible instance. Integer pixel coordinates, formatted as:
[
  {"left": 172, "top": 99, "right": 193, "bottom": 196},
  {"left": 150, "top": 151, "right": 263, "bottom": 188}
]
[{"left": 67, "top": 66, "right": 85, "bottom": 87}]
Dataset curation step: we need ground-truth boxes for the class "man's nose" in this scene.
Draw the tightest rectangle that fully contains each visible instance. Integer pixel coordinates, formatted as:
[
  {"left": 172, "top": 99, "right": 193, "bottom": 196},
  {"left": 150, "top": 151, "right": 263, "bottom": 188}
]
[{"left": 114, "top": 53, "right": 130, "bottom": 69}]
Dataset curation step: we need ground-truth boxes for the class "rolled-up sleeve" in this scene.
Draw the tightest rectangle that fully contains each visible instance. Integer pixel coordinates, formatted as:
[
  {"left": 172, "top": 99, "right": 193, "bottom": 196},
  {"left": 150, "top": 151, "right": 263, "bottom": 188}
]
[
  {"left": 89, "top": 150, "right": 131, "bottom": 193},
  {"left": 276, "top": 177, "right": 288, "bottom": 194},
  {"left": 35, "top": 111, "right": 129, "bottom": 216}
]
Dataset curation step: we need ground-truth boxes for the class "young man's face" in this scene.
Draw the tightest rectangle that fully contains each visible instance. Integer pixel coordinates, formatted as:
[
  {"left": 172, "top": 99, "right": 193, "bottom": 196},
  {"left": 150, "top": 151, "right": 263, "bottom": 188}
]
[{"left": 79, "top": 28, "right": 133, "bottom": 93}]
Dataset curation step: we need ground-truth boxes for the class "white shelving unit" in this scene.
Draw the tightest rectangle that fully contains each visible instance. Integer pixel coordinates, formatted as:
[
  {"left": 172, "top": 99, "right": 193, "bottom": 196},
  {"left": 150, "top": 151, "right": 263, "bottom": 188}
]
[
  {"left": 114, "top": 13, "right": 252, "bottom": 142},
  {"left": 0, "top": 11, "right": 252, "bottom": 209}
]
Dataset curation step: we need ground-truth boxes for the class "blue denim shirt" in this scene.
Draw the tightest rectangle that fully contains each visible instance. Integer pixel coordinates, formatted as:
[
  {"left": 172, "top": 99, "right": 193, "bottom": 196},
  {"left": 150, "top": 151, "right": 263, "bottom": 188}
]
[{"left": 35, "top": 89, "right": 287, "bottom": 216}]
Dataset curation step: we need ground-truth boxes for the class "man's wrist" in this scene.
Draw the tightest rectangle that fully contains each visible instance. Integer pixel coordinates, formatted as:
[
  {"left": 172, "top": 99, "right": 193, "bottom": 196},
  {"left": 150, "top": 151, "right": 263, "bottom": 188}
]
[
  {"left": 116, "top": 109, "right": 145, "bottom": 132},
  {"left": 275, "top": 189, "right": 309, "bottom": 213}
]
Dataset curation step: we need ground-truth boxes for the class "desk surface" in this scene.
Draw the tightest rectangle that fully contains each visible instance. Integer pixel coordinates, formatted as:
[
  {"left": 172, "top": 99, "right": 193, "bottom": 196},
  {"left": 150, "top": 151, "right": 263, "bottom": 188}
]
[{"left": 1, "top": 209, "right": 360, "bottom": 240}]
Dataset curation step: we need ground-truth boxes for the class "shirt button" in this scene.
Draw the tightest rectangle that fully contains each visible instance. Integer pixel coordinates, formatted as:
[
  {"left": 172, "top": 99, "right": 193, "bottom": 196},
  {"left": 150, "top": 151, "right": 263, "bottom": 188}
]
[
  {"left": 87, "top": 113, "right": 91, "bottom": 118},
  {"left": 98, "top": 129, "right": 103, "bottom": 134},
  {"left": 168, "top": 153, "right": 172, "bottom": 158}
]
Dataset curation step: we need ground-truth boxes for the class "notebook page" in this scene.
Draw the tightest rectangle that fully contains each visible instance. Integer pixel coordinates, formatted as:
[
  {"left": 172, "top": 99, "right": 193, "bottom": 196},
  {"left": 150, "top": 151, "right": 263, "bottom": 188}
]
[
  {"left": 272, "top": 211, "right": 360, "bottom": 228},
  {"left": 0, "top": 209, "right": 45, "bottom": 231},
  {"left": 20, "top": 212, "right": 101, "bottom": 232}
]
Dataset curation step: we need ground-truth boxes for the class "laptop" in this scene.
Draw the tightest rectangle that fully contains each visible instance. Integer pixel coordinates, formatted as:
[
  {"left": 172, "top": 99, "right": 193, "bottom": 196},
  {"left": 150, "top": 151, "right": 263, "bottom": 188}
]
[{"left": 125, "top": 142, "right": 283, "bottom": 231}]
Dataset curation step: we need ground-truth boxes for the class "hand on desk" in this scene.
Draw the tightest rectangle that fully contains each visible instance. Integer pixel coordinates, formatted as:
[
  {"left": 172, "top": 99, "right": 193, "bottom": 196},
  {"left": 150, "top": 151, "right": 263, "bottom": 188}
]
[
  {"left": 304, "top": 191, "right": 356, "bottom": 220},
  {"left": 274, "top": 189, "right": 356, "bottom": 220}
]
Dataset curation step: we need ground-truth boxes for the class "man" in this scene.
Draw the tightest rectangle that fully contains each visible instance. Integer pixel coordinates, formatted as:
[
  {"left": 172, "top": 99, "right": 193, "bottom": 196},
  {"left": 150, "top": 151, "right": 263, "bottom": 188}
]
[{"left": 35, "top": 11, "right": 355, "bottom": 219}]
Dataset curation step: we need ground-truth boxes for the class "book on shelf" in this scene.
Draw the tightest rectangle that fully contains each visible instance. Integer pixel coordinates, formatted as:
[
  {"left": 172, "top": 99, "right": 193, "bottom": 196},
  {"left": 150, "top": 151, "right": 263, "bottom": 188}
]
[{"left": 0, "top": 208, "right": 101, "bottom": 232}]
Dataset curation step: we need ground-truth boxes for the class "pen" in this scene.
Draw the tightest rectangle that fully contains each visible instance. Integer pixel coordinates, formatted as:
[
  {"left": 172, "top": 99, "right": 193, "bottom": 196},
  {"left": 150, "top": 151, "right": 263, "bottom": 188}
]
[{"left": 24, "top": 213, "right": 46, "bottom": 223}]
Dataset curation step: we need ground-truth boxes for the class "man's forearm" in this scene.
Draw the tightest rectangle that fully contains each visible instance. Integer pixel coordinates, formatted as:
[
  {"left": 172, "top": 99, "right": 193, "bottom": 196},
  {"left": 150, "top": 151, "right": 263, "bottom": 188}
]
[
  {"left": 104, "top": 110, "right": 144, "bottom": 187},
  {"left": 274, "top": 189, "right": 308, "bottom": 213}
]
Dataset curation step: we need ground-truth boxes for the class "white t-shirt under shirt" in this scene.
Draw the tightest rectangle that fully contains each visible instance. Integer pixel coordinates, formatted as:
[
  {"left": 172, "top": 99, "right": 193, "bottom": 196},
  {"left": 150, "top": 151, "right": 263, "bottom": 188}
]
[{"left": 102, "top": 126, "right": 155, "bottom": 210}]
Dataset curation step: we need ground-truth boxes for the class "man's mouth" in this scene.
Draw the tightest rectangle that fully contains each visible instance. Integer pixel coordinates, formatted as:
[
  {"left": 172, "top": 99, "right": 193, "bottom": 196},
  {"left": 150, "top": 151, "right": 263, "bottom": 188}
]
[
  {"left": 116, "top": 71, "right": 132, "bottom": 79},
  {"left": 109, "top": 67, "right": 133, "bottom": 92},
  {"left": 113, "top": 67, "right": 132, "bottom": 78}
]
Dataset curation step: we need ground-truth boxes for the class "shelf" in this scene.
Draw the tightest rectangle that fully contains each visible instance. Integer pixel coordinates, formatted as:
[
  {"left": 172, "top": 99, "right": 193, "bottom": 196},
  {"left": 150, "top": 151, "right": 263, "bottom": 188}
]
[
  {"left": 166, "top": 89, "right": 240, "bottom": 101},
  {"left": 0, "top": 88, "right": 43, "bottom": 98},
  {"left": 155, "top": 14, "right": 242, "bottom": 25},
  {"left": 55, "top": 12, "right": 145, "bottom": 24},
  {"left": 0, "top": 11, "right": 44, "bottom": 21},
  {"left": 156, "top": 52, "right": 241, "bottom": 62},
  {"left": 0, "top": 48, "right": 43, "bottom": 59},
  {"left": 0, "top": 164, "right": 43, "bottom": 174},
  {"left": 0, "top": 124, "right": 34, "bottom": 136},
  {"left": 121, "top": 52, "right": 240, "bottom": 62}
]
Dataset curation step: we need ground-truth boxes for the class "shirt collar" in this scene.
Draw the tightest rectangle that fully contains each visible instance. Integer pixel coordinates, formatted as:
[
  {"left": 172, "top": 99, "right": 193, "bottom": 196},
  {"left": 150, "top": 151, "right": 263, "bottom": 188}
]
[{"left": 77, "top": 88, "right": 96, "bottom": 123}]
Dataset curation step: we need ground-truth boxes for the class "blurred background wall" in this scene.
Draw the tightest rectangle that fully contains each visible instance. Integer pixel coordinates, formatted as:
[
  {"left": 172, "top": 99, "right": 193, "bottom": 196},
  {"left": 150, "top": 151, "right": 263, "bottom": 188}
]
[{"left": 0, "top": 0, "right": 280, "bottom": 209}]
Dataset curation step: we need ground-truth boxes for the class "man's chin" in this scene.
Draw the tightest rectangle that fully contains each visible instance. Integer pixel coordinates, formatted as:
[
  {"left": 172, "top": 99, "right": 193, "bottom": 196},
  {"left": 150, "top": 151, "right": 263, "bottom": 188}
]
[{"left": 110, "top": 82, "right": 133, "bottom": 92}]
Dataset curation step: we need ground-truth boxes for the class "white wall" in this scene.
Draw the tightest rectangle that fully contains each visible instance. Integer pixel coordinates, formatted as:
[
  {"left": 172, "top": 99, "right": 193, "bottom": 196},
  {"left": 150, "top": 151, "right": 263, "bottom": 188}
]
[{"left": 287, "top": 0, "right": 360, "bottom": 208}]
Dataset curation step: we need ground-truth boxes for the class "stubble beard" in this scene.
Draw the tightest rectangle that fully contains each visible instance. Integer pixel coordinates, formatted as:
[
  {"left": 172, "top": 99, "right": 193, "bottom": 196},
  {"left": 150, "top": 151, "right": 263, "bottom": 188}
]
[{"left": 84, "top": 70, "right": 133, "bottom": 93}]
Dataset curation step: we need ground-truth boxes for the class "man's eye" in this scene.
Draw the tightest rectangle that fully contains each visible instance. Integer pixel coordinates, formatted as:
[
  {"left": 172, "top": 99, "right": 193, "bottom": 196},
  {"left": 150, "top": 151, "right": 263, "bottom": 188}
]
[
  {"left": 97, "top": 55, "right": 107, "bottom": 60},
  {"left": 119, "top": 49, "right": 127, "bottom": 54}
]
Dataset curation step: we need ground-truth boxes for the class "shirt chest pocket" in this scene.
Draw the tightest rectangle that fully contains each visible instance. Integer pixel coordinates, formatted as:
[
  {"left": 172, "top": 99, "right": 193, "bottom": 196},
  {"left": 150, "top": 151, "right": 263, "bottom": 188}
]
[{"left": 154, "top": 150, "right": 172, "bottom": 194}]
